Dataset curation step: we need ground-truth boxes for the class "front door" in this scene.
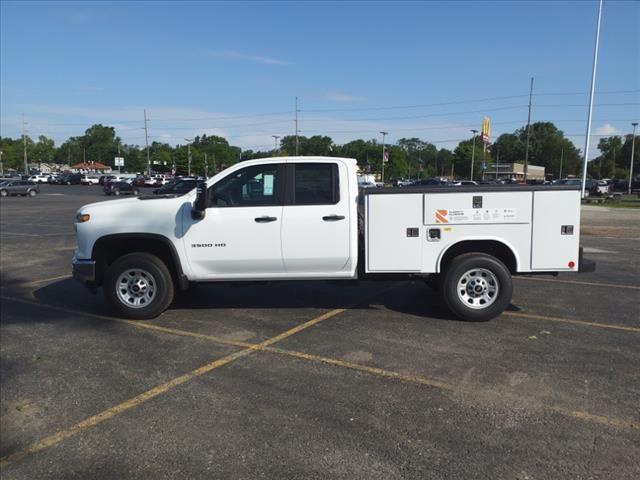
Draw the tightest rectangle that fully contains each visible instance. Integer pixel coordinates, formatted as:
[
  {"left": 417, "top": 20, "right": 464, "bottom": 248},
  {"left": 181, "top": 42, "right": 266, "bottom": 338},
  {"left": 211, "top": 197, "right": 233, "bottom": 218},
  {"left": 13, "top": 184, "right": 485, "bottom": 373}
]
[{"left": 183, "top": 163, "right": 286, "bottom": 279}]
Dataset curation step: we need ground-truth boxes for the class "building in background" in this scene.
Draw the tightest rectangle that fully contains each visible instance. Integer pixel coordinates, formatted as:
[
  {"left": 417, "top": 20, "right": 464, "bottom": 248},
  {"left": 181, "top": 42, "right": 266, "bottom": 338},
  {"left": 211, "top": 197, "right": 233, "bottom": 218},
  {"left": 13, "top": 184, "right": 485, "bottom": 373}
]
[{"left": 485, "top": 162, "right": 545, "bottom": 180}]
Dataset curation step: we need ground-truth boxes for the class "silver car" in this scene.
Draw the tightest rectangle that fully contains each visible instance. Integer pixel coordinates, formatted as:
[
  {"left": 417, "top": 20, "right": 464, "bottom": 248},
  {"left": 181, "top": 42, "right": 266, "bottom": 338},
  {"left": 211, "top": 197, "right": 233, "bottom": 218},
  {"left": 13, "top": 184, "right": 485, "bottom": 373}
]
[{"left": 0, "top": 180, "right": 40, "bottom": 197}]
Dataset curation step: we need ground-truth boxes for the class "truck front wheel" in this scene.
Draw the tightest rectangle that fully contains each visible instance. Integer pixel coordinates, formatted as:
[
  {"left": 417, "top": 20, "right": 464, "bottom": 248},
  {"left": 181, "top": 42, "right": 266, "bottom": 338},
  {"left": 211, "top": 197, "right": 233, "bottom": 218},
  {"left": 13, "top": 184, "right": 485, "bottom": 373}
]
[
  {"left": 104, "top": 253, "right": 174, "bottom": 319},
  {"left": 442, "top": 253, "right": 512, "bottom": 322}
]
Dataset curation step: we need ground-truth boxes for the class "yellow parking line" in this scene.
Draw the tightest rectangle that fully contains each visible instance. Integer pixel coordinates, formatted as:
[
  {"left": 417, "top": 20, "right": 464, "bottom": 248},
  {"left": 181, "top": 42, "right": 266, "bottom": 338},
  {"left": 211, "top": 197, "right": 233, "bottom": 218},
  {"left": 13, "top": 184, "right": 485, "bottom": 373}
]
[
  {"left": 0, "top": 348, "right": 254, "bottom": 466},
  {"left": 0, "top": 298, "right": 353, "bottom": 467},
  {"left": 503, "top": 311, "right": 640, "bottom": 333},
  {"left": 24, "top": 274, "right": 72, "bottom": 287},
  {"left": 514, "top": 276, "right": 640, "bottom": 290},
  {"left": 1, "top": 292, "right": 638, "bottom": 468}
]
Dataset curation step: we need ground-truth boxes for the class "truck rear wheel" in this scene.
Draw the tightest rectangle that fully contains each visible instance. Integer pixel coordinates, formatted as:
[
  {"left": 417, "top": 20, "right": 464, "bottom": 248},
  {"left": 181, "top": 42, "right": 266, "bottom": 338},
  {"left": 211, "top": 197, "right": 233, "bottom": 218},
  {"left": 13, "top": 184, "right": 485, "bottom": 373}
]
[
  {"left": 104, "top": 253, "right": 174, "bottom": 319},
  {"left": 441, "top": 253, "right": 512, "bottom": 322}
]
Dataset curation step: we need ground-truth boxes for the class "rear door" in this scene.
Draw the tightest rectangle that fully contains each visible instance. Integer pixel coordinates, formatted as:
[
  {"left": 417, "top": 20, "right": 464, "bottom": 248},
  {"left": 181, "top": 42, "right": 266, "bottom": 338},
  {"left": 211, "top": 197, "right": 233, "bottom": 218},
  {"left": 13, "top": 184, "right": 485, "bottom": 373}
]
[{"left": 281, "top": 161, "right": 351, "bottom": 274}]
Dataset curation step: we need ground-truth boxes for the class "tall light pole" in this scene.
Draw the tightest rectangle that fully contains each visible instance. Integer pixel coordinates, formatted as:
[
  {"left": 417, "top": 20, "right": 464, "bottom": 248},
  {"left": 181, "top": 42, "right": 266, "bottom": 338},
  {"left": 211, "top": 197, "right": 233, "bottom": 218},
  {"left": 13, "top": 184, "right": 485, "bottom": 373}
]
[
  {"left": 470, "top": 129, "right": 478, "bottom": 181},
  {"left": 272, "top": 135, "right": 280, "bottom": 156},
  {"left": 559, "top": 146, "right": 564, "bottom": 180},
  {"left": 581, "top": 0, "right": 603, "bottom": 199},
  {"left": 184, "top": 138, "right": 193, "bottom": 176},
  {"left": 0, "top": 150, "right": 3, "bottom": 176},
  {"left": 524, "top": 77, "right": 534, "bottom": 181},
  {"left": 380, "top": 131, "right": 388, "bottom": 185},
  {"left": 295, "top": 97, "right": 299, "bottom": 156},
  {"left": 22, "top": 114, "right": 28, "bottom": 175},
  {"left": 629, "top": 122, "right": 638, "bottom": 195},
  {"left": 144, "top": 109, "right": 150, "bottom": 175}
]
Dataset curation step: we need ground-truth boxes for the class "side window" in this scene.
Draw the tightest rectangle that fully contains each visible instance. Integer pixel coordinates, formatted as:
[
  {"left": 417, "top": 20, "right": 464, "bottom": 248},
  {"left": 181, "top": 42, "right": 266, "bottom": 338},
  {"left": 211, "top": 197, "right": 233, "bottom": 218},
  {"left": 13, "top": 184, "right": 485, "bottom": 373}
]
[
  {"left": 209, "top": 163, "right": 283, "bottom": 207},
  {"left": 293, "top": 163, "right": 339, "bottom": 205}
]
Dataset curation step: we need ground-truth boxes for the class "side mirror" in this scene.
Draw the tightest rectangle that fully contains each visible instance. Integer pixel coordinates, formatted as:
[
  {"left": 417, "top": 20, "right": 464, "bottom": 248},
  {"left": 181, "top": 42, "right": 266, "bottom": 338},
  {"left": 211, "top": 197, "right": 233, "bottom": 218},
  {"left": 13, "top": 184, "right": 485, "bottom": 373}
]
[{"left": 191, "top": 184, "right": 209, "bottom": 220}]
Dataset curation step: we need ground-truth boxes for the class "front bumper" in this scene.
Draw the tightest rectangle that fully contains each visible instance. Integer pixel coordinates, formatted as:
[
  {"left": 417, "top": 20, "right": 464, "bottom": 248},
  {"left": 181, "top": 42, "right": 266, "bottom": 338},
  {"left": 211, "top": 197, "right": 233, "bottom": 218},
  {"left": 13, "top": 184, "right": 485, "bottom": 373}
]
[
  {"left": 72, "top": 257, "right": 96, "bottom": 283},
  {"left": 578, "top": 246, "right": 596, "bottom": 273}
]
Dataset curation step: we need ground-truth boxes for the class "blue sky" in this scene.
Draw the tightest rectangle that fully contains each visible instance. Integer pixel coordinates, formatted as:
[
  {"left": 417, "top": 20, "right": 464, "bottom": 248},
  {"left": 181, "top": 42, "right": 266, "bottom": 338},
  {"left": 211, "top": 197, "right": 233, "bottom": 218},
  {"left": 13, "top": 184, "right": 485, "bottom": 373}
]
[{"left": 1, "top": 0, "right": 638, "bottom": 157}]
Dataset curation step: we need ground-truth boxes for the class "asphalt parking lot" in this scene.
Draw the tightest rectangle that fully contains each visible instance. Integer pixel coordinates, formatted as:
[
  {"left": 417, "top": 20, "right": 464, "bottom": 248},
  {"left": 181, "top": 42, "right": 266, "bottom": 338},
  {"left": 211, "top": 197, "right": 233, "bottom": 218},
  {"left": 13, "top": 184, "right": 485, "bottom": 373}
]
[{"left": 1, "top": 185, "right": 639, "bottom": 479}]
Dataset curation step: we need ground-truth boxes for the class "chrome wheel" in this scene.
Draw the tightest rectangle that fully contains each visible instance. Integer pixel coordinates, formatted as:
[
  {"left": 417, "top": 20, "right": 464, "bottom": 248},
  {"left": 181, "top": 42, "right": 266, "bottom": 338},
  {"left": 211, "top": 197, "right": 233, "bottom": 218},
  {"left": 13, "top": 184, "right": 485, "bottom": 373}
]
[
  {"left": 116, "top": 268, "right": 156, "bottom": 308},
  {"left": 456, "top": 268, "right": 499, "bottom": 309}
]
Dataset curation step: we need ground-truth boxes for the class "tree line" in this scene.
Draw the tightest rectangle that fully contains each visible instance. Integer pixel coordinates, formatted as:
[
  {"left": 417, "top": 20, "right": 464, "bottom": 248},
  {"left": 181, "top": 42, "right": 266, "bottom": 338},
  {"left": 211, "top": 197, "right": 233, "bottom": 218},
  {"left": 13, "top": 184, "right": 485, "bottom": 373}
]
[{"left": 1, "top": 122, "right": 637, "bottom": 180}]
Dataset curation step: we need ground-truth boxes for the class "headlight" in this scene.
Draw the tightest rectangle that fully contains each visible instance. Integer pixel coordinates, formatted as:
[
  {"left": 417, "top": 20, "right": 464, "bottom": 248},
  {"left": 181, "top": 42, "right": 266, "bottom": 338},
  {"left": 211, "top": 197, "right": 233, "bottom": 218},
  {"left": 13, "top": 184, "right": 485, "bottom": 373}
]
[{"left": 76, "top": 213, "right": 90, "bottom": 223}]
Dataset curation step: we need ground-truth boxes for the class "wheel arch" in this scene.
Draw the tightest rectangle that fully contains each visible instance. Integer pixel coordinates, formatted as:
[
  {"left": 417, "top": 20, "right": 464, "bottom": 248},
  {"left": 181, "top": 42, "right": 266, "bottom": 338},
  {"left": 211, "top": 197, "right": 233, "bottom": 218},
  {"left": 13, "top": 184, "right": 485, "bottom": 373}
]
[
  {"left": 437, "top": 238, "right": 519, "bottom": 274},
  {"left": 91, "top": 233, "right": 188, "bottom": 290}
]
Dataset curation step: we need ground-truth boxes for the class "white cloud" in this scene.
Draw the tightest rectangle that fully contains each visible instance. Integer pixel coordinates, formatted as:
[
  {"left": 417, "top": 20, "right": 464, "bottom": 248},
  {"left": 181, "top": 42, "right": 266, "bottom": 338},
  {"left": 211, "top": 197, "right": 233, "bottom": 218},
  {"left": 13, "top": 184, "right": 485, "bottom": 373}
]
[
  {"left": 197, "top": 49, "right": 290, "bottom": 66},
  {"left": 595, "top": 123, "right": 620, "bottom": 136},
  {"left": 324, "top": 92, "right": 366, "bottom": 103}
]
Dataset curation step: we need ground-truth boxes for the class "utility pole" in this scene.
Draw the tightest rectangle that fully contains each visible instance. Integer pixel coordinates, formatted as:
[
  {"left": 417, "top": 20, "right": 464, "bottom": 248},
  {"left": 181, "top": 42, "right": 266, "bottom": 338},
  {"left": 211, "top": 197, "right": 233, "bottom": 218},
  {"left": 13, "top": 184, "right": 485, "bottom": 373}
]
[
  {"left": 495, "top": 147, "right": 500, "bottom": 180},
  {"left": 581, "top": 0, "right": 603, "bottom": 199},
  {"left": 144, "top": 109, "right": 150, "bottom": 175},
  {"left": 204, "top": 152, "right": 208, "bottom": 178},
  {"left": 22, "top": 114, "right": 28, "bottom": 175},
  {"left": 629, "top": 122, "right": 638, "bottom": 195},
  {"left": 559, "top": 147, "right": 564, "bottom": 180},
  {"left": 0, "top": 150, "right": 3, "bottom": 176},
  {"left": 380, "top": 131, "right": 388, "bottom": 185},
  {"left": 295, "top": 97, "right": 299, "bottom": 156},
  {"left": 470, "top": 129, "right": 478, "bottom": 181},
  {"left": 524, "top": 76, "right": 534, "bottom": 182},
  {"left": 183, "top": 138, "right": 193, "bottom": 177},
  {"left": 272, "top": 135, "right": 280, "bottom": 156}
]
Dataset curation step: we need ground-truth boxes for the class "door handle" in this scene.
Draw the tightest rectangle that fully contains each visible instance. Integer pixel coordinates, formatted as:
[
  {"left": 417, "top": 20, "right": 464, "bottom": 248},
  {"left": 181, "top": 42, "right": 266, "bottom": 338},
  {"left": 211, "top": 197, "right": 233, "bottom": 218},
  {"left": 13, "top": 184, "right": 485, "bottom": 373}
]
[
  {"left": 322, "top": 215, "right": 345, "bottom": 222},
  {"left": 254, "top": 216, "right": 277, "bottom": 223}
]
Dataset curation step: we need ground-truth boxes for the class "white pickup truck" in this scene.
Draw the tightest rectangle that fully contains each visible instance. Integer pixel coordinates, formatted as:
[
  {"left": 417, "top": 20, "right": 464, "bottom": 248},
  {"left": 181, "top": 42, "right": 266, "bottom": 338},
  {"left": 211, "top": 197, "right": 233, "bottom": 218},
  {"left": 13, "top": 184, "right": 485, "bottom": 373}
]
[{"left": 72, "top": 156, "right": 594, "bottom": 321}]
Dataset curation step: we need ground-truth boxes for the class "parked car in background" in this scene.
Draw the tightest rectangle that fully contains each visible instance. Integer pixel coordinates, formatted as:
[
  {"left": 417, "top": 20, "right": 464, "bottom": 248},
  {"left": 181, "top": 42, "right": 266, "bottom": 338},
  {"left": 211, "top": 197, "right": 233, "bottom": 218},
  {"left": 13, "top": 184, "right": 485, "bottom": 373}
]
[
  {"left": 0, "top": 180, "right": 40, "bottom": 197},
  {"left": 103, "top": 181, "right": 140, "bottom": 196},
  {"left": 28, "top": 174, "right": 50, "bottom": 183},
  {"left": 152, "top": 177, "right": 202, "bottom": 195},
  {"left": 53, "top": 173, "right": 83, "bottom": 185},
  {"left": 450, "top": 180, "right": 478, "bottom": 186},
  {"left": 132, "top": 176, "right": 147, "bottom": 187},
  {"left": 81, "top": 175, "right": 101, "bottom": 186},
  {"left": 410, "top": 178, "right": 449, "bottom": 186}
]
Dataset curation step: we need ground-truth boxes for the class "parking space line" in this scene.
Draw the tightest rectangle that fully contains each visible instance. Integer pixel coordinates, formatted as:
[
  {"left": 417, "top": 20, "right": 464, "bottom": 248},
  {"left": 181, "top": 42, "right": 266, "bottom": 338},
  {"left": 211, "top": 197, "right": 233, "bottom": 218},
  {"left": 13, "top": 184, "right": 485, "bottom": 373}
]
[
  {"left": 1, "top": 291, "right": 638, "bottom": 468},
  {"left": 514, "top": 276, "right": 640, "bottom": 290},
  {"left": 503, "top": 311, "right": 640, "bottom": 333},
  {"left": 0, "top": 297, "right": 357, "bottom": 467},
  {"left": 24, "top": 274, "right": 72, "bottom": 287}
]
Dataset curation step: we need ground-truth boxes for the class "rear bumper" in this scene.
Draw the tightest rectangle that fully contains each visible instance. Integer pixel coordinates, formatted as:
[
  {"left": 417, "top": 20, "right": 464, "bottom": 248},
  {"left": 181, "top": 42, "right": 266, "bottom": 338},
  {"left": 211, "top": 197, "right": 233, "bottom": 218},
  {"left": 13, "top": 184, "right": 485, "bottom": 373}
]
[
  {"left": 72, "top": 257, "right": 96, "bottom": 283},
  {"left": 578, "top": 246, "right": 596, "bottom": 273}
]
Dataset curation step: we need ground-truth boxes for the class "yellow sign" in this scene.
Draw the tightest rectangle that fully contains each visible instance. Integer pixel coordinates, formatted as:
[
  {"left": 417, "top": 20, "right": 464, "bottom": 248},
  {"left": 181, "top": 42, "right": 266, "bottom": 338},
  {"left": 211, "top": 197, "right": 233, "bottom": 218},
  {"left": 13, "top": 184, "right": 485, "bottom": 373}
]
[{"left": 481, "top": 117, "right": 490, "bottom": 143}]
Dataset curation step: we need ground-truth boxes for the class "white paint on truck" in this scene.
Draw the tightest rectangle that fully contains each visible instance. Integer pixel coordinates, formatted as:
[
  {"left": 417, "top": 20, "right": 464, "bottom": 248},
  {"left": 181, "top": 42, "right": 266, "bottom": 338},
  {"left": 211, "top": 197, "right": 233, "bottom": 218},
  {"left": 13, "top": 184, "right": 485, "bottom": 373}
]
[{"left": 72, "top": 156, "right": 593, "bottom": 321}]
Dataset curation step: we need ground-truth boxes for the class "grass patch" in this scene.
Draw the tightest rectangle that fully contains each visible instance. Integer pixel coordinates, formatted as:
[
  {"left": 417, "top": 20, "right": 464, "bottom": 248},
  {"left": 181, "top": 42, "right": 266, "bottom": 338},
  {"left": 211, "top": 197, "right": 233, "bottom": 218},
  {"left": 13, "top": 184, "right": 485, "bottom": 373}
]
[{"left": 583, "top": 194, "right": 640, "bottom": 209}]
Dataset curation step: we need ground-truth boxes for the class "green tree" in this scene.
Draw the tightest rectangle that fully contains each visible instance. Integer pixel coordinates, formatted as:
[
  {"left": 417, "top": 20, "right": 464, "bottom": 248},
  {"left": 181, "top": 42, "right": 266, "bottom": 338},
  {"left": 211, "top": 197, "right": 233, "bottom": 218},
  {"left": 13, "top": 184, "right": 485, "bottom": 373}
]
[{"left": 31, "top": 135, "right": 55, "bottom": 165}]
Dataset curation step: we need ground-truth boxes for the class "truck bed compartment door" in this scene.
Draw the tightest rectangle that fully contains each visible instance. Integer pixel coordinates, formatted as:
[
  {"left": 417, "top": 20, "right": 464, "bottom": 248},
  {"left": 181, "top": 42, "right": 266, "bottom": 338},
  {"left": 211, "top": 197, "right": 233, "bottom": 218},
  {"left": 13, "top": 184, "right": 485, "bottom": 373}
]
[
  {"left": 366, "top": 194, "right": 422, "bottom": 271},
  {"left": 531, "top": 190, "right": 581, "bottom": 270}
]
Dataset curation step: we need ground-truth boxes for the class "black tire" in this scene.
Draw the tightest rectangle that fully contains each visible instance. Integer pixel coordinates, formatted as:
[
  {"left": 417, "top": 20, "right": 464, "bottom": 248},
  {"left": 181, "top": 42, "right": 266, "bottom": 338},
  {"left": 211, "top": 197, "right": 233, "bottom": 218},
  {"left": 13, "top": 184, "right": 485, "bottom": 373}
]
[
  {"left": 441, "top": 253, "right": 513, "bottom": 322},
  {"left": 132, "top": 188, "right": 140, "bottom": 196},
  {"left": 104, "top": 253, "right": 174, "bottom": 320},
  {"left": 0, "top": 190, "right": 7, "bottom": 197},
  {"left": 114, "top": 188, "right": 120, "bottom": 196},
  {"left": 28, "top": 189, "right": 37, "bottom": 197}
]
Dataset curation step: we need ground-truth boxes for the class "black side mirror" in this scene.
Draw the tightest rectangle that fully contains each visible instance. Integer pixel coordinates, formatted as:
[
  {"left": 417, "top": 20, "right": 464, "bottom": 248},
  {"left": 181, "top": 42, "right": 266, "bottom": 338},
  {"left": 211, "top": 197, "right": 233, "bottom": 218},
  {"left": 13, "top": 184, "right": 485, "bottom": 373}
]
[{"left": 191, "top": 184, "right": 209, "bottom": 220}]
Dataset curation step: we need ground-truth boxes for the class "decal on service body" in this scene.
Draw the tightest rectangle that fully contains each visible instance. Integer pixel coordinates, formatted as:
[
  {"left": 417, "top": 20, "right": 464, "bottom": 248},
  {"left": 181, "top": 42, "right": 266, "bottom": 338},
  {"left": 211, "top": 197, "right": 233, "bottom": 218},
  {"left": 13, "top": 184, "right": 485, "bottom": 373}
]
[{"left": 434, "top": 208, "right": 517, "bottom": 224}]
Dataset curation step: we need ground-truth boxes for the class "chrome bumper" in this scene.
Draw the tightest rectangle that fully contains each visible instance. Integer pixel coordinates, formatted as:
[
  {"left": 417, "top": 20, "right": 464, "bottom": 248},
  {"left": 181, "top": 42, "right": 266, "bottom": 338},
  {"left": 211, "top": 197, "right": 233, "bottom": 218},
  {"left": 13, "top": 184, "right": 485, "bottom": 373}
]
[{"left": 72, "top": 258, "right": 96, "bottom": 283}]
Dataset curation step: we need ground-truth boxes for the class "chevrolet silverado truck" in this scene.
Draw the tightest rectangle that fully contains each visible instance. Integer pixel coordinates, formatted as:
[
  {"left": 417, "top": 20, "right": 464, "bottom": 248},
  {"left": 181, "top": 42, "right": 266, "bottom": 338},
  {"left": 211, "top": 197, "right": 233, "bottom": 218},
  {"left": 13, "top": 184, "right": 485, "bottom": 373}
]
[{"left": 72, "top": 156, "right": 594, "bottom": 321}]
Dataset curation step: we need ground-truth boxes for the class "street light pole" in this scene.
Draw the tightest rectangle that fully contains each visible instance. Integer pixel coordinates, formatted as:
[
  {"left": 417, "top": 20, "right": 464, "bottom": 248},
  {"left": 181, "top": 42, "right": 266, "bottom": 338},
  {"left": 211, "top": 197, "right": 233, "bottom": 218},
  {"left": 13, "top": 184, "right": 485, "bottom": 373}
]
[
  {"left": 470, "top": 129, "right": 478, "bottom": 181},
  {"left": 144, "top": 109, "right": 150, "bottom": 175},
  {"left": 524, "top": 77, "right": 534, "bottom": 182},
  {"left": 629, "top": 122, "right": 638, "bottom": 195},
  {"left": 22, "top": 114, "right": 28, "bottom": 175},
  {"left": 272, "top": 135, "right": 280, "bottom": 156},
  {"left": 380, "top": 131, "right": 388, "bottom": 185},
  {"left": 581, "top": 0, "right": 604, "bottom": 199},
  {"left": 184, "top": 138, "right": 193, "bottom": 177},
  {"left": 295, "top": 97, "right": 299, "bottom": 156},
  {"left": 559, "top": 146, "right": 564, "bottom": 180}
]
